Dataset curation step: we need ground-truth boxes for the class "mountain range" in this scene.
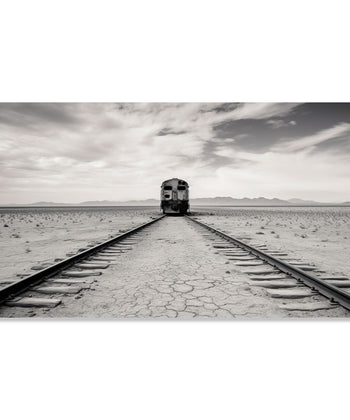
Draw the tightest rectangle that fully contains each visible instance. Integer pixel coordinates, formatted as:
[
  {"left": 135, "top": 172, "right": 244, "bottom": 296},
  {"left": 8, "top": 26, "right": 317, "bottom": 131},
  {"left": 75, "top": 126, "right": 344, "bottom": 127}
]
[{"left": 1, "top": 197, "right": 349, "bottom": 207}]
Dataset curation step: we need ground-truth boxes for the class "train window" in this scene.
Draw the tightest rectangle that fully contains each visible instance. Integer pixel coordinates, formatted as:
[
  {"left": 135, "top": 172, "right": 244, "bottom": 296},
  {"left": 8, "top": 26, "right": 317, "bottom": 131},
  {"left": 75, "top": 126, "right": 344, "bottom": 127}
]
[
  {"left": 164, "top": 186, "right": 172, "bottom": 190},
  {"left": 178, "top": 186, "right": 186, "bottom": 190}
]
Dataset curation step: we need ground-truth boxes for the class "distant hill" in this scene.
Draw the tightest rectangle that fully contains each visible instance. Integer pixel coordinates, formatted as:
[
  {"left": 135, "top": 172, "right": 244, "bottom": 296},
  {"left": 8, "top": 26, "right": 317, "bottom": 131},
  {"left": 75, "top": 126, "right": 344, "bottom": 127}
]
[
  {"left": 288, "top": 198, "right": 323, "bottom": 205},
  {"left": 80, "top": 199, "right": 159, "bottom": 206},
  {"left": 1, "top": 197, "right": 349, "bottom": 207},
  {"left": 3, "top": 199, "right": 160, "bottom": 207},
  {"left": 25, "top": 201, "right": 71, "bottom": 206},
  {"left": 190, "top": 197, "right": 290, "bottom": 206}
]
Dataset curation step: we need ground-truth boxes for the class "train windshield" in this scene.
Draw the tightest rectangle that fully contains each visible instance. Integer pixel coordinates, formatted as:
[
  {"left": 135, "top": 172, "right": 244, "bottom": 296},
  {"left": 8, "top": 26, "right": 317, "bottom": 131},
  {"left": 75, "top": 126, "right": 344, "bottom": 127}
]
[
  {"left": 164, "top": 186, "right": 172, "bottom": 190},
  {"left": 178, "top": 186, "right": 186, "bottom": 190}
]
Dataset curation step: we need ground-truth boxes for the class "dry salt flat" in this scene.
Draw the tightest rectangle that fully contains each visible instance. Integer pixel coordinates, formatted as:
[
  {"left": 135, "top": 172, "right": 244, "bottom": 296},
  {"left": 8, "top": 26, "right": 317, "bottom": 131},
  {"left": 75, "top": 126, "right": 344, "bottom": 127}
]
[
  {"left": 0, "top": 215, "right": 348, "bottom": 319},
  {"left": 0, "top": 206, "right": 159, "bottom": 285},
  {"left": 192, "top": 206, "right": 350, "bottom": 280}
]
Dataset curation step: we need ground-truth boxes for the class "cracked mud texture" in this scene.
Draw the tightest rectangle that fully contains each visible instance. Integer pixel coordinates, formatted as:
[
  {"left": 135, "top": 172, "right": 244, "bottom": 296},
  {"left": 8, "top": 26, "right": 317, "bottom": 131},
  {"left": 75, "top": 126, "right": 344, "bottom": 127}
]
[{"left": 2, "top": 215, "right": 349, "bottom": 318}]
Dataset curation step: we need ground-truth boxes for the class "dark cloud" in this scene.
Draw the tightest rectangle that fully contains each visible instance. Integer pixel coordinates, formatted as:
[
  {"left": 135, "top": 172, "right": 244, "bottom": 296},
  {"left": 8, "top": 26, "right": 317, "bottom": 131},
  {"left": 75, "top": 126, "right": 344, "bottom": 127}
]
[
  {"left": 157, "top": 128, "right": 187, "bottom": 136},
  {"left": 309, "top": 135, "right": 350, "bottom": 155},
  {"left": 199, "top": 139, "right": 250, "bottom": 169},
  {"left": 213, "top": 103, "right": 350, "bottom": 153},
  {"left": 0, "top": 103, "right": 81, "bottom": 130},
  {"left": 214, "top": 103, "right": 239, "bottom": 113},
  {"left": 281, "top": 103, "right": 350, "bottom": 136},
  {"left": 213, "top": 119, "right": 282, "bottom": 152},
  {"left": 201, "top": 103, "right": 238, "bottom": 113}
]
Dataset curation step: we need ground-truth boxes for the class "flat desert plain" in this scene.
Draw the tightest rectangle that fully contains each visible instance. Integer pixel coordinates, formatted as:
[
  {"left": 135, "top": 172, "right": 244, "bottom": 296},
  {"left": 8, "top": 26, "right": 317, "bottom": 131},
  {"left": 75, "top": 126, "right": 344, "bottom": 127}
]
[
  {"left": 1, "top": 206, "right": 349, "bottom": 298},
  {"left": 0, "top": 206, "right": 159, "bottom": 284},
  {"left": 193, "top": 206, "right": 350, "bottom": 279}
]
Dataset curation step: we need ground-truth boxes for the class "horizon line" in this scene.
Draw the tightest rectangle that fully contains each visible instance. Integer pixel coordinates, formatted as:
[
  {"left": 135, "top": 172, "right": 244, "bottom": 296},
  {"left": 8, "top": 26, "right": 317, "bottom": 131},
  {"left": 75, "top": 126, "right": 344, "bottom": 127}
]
[{"left": 1, "top": 196, "right": 349, "bottom": 206}]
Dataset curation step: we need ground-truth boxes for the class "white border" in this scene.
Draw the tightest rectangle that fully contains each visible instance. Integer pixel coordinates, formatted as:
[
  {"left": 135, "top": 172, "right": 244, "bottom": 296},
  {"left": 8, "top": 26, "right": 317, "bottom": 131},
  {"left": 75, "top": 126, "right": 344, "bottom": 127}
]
[
  {"left": 1, "top": 321, "right": 350, "bottom": 420},
  {"left": 1, "top": 0, "right": 349, "bottom": 101}
]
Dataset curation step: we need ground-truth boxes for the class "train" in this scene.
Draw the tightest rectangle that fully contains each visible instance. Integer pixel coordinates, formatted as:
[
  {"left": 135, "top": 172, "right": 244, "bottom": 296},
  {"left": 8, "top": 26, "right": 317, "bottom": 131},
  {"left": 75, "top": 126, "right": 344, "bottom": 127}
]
[{"left": 160, "top": 178, "right": 189, "bottom": 215}]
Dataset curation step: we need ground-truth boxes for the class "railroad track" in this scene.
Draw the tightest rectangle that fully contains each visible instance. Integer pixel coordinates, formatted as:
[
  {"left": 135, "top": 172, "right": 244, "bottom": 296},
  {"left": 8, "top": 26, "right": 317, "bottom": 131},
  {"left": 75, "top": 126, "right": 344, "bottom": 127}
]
[
  {"left": 186, "top": 215, "right": 350, "bottom": 312},
  {"left": 1, "top": 213, "right": 349, "bottom": 315},
  {"left": 0, "top": 215, "right": 165, "bottom": 308}
]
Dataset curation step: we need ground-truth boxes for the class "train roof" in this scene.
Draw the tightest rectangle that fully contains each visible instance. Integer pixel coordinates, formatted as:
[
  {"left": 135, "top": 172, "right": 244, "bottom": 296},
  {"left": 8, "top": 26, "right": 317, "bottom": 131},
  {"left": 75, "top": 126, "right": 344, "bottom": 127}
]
[{"left": 161, "top": 178, "right": 189, "bottom": 186}]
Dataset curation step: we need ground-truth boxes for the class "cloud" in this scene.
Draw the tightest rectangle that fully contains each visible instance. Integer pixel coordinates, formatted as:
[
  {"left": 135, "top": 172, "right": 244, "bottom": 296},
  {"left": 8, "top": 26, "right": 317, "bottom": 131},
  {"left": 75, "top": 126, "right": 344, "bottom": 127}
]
[
  {"left": 224, "top": 103, "right": 299, "bottom": 120},
  {"left": 0, "top": 103, "right": 82, "bottom": 131},
  {"left": 157, "top": 128, "right": 187, "bottom": 136},
  {"left": 202, "top": 145, "right": 350, "bottom": 201},
  {"left": 1, "top": 102, "right": 349, "bottom": 203},
  {"left": 266, "top": 119, "right": 297, "bottom": 129},
  {"left": 274, "top": 122, "right": 350, "bottom": 152}
]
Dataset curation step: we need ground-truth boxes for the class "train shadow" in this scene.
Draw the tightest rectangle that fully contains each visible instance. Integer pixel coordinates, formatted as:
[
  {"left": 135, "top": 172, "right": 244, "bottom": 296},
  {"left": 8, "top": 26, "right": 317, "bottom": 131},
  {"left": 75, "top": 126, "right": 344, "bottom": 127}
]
[{"left": 164, "top": 213, "right": 186, "bottom": 217}]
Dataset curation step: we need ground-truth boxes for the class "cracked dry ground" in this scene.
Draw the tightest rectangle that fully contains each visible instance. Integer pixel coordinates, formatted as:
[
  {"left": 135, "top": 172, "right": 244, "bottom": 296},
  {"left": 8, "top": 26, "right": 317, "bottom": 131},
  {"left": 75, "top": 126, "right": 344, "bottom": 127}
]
[{"left": 3, "top": 216, "right": 349, "bottom": 318}]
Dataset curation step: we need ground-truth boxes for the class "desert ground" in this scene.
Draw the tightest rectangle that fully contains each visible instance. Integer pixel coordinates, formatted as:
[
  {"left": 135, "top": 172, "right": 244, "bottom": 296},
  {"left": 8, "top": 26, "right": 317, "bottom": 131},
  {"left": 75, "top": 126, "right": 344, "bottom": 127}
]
[
  {"left": 0, "top": 206, "right": 349, "bottom": 318},
  {"left": 0, "top": 206, "right": 159, "bottom": 285},
  {"left": 193, "top": 206, "right": 350, "bottom": 278}
]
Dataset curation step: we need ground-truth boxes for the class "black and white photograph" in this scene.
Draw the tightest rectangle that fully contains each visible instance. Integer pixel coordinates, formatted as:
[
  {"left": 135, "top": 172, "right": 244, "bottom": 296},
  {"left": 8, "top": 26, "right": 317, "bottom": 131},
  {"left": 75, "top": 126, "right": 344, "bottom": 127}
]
[
  {"left": 1, "top": 102, "right": 350, "bottom": 319},
  {"left": 2, "top": 2, "right": 350, "bottom": 419}
]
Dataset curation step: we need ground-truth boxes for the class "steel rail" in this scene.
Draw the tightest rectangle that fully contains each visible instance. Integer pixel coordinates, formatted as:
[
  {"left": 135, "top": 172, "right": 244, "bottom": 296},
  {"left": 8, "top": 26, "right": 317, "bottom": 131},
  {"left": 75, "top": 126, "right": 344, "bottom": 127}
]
[
  {"left": 0, "top": 215, "right": 165, "bottom": 303},
  {"left": 186, "top": 215, "right": 350, "bottom": 311}
]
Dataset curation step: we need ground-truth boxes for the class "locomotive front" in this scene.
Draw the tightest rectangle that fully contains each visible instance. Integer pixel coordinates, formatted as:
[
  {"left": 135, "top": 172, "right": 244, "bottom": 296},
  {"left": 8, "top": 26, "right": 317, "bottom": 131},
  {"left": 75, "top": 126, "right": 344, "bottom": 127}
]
[{"left": 160, "top": 178, "right": 189, "bottom": 215}]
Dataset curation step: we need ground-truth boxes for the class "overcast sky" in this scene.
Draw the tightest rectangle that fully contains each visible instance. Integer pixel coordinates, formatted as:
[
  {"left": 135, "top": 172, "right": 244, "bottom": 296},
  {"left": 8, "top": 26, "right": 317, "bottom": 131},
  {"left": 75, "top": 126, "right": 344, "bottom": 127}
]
[{"left": 1, "top": 102, "right": 349, "bottom": 203}]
